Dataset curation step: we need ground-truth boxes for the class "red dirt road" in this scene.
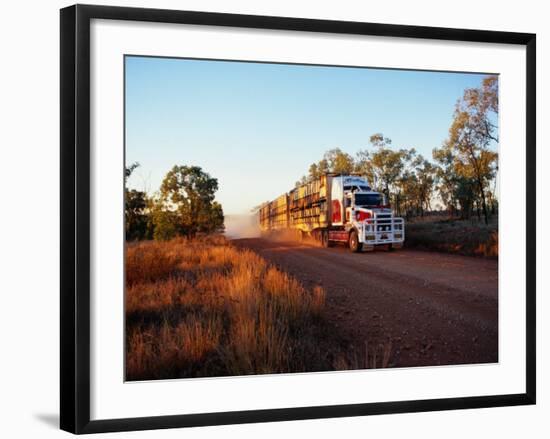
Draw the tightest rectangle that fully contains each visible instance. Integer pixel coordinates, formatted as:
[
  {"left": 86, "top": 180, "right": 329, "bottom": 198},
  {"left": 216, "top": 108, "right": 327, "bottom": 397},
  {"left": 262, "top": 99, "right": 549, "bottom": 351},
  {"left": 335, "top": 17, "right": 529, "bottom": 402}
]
[{"left": 232, "top": 238, "right": 498, "bottom": 368}]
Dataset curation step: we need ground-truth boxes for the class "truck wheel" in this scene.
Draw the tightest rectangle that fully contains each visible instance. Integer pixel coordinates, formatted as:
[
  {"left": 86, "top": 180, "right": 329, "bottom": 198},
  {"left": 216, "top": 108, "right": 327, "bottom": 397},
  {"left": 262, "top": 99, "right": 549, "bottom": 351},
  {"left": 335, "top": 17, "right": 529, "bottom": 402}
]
[
  {"left": 321, "top": 230, "right": 329, "bottom": 248},
  {"left": 349, "top": 230, "right": 362, "bottom": 253}
]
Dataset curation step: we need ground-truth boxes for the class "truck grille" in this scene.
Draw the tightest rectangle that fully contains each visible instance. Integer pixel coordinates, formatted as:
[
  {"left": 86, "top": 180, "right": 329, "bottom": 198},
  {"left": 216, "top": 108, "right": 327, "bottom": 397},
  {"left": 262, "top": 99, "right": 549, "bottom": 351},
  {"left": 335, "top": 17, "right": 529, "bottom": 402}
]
[{"left": 375, "top": 214, "right": 392, "bottom": 231}]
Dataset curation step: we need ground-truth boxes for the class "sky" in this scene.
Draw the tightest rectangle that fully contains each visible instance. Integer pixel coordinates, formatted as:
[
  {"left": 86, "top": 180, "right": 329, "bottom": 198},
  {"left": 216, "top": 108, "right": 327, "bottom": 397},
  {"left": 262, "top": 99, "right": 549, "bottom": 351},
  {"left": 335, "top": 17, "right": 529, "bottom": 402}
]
[{"left": 125, "top": 56, "right": 494, "bottom": 215}]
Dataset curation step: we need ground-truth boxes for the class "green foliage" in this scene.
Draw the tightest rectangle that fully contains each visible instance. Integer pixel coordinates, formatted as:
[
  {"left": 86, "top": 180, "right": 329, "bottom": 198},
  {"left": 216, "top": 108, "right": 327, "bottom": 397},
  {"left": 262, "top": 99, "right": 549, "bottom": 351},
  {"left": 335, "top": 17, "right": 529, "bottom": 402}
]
[
  {"left": 432, "top": 75, "right": 499, "bottom": 222},
  {"left": 359, "top": 141, "right": 437, "bottom": 218},
  {"left": 125, "top": 163, "right": 225, "bottom": 241},
  {"left": 125, "top": 162, "right": 152, "bottom": 241},
  {"left": 296, "top": 133, "right": 438, "bottom": 218},
  {"left": 323, "top": 148, "right": 355, "bottom": 174},
  {"left": 355, "top": 135, "right": 415, "bottom": 202},
  {"left": 153, "top": 165, "right": 225, "bottom": 238},
  {"left": 126, "top": 189, "right": 150, "bottom": 240},
  {"left": 297, "top": 136, "right": 437, "bottom": 218},
  {"left": 150, "top": 205, "right": 179, "bottom": 241},
  {"left": 306, "top": 148, "right": 355, "bottom": 180},
  {"left": 396, "top": 156, "right": 436, "bottom": 217}
]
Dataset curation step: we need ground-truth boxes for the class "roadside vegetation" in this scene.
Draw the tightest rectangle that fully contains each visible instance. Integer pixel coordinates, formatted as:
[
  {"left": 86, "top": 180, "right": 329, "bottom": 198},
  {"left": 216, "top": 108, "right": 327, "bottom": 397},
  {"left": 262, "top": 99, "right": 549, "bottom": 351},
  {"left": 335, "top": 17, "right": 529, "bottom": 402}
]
[
  {"left": 126, "top": 236, "right": 388, "bottom": 380},
  {"left": 405, "top": 215, "right": 498, "bottom": 258},
  {"left": 125, "top": 164, "right": 224, "bottom": 242}
]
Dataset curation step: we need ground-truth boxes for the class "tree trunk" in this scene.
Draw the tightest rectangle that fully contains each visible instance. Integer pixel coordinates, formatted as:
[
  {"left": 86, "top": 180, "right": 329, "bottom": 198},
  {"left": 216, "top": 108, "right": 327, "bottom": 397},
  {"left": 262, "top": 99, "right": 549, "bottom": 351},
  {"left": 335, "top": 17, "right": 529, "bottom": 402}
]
[
  {"left": 468, "top": 145, "right": 489, "bottom": 225},
  {"left": 474, "top": 177, "right": 489, "bottom": 225},
  {"left": 480, "top": 183, "right": 489, "bottom": 225}
]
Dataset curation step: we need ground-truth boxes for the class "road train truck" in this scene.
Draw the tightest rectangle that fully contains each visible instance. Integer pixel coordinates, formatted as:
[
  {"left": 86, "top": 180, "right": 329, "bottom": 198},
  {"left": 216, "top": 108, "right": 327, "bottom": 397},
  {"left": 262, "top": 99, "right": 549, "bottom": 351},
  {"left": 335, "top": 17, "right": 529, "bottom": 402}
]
[{"left": 259, "top": 174, "right": 405, "bottom": 252}]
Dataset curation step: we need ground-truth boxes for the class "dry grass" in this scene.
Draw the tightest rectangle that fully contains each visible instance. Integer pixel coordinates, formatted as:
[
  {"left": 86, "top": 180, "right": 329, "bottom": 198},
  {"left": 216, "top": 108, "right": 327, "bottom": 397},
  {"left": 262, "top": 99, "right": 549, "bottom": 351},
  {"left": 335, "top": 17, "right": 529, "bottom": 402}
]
[
  {"left": 126, "top": 235, "right": 355, "bottom": 381},
  {"left": 405, "top": 215, "right": 498, "bottom": 258}
]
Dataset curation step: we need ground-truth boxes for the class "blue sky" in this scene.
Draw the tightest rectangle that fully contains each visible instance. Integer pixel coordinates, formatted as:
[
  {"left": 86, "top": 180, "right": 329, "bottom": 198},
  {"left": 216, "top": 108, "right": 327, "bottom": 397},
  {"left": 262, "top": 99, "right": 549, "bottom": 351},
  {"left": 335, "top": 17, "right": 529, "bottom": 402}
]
[{"left": 125, "top": 56, "right": 493, "bottom": 215}]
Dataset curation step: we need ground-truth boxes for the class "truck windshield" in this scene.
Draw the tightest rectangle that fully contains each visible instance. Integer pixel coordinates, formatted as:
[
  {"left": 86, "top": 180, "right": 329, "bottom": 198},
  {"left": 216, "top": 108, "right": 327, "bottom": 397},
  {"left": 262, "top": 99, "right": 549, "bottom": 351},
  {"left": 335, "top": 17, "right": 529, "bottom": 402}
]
[{"left": 355, "top": 193, "right": 383, "bottom": 207}]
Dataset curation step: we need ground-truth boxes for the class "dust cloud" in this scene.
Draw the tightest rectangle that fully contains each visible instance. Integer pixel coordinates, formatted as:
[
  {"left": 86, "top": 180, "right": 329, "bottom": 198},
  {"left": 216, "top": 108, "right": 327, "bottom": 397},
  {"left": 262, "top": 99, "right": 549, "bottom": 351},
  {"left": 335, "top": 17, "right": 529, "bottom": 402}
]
[{"left": 224, "top": 214, "right": 261, "bottom": 239}]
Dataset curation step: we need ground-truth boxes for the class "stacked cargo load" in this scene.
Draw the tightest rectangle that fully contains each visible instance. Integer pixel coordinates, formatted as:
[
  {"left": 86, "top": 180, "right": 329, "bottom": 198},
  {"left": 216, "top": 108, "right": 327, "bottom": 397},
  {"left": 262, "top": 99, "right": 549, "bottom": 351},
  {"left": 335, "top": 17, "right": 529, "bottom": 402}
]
[
  {"left": 289, "top": 174, "right": 330, "bottom": 233},
  {"left": 259, "top": 193, "right": 289, "bottom": 233}
]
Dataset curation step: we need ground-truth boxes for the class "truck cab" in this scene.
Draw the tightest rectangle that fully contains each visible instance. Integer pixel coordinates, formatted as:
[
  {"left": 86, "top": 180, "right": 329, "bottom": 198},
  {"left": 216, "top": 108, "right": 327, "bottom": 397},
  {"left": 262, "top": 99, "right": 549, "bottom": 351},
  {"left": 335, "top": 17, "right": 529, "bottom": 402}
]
[{"left": 331, "top": 176, "right": 405, "bottom": 252}]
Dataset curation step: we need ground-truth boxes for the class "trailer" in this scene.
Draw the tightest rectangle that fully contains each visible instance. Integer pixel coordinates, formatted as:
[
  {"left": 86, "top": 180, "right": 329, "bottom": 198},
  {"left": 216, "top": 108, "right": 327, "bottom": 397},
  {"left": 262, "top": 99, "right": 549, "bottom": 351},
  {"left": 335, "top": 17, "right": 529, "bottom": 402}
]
[{"left": 259, "top": 174, "right": 405, "bottom": 252}]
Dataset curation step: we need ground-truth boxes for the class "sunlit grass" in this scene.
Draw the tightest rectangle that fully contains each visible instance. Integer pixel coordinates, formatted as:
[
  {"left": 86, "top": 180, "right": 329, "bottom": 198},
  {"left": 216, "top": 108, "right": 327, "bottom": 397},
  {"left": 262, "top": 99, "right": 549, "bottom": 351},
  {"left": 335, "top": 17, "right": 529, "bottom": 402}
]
[{"left": 125, "top": 235, "right": 346, "bottom": 380}]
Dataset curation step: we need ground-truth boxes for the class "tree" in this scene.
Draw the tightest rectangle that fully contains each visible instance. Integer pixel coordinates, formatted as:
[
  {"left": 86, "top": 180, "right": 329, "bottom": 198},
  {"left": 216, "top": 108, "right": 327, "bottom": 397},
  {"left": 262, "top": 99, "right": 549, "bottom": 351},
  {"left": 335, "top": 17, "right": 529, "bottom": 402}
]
[
  {"left": 355, "top": 134, "right": 412, "bottom": 211},
  {"left": 323, "top": 148, "right": 355, "bottom": 174},
  {"left": 126, "top": 189, "right": 150, "bottom": 240},
  {"left": 444, "top": 75, "right": 499, "bottom": 224},
  {"left": 411, "top": 156, "right": 435, "bottom": 216},
  {"left": 432, "top": 145, "right": 481, "bottom": 219},
  {"left": 396, "top": 154, "right": 435, "bottom": 217},
  {"left": 125, "top": 162, "right": 151, "bottom": 241},
  {"left": 154, "top": 165, "right": 224, "bottom": 238},
  {"left": 304, "top": 148, "right": 354, "bottom": 181},
  {"left": 432, "top": 146, "right": 458, "bottom": 215}
]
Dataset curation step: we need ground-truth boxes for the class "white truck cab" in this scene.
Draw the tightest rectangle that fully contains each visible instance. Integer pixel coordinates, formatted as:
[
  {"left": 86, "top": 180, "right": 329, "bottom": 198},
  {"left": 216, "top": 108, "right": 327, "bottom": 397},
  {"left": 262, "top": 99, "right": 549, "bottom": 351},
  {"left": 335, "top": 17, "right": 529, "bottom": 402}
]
[{"left": 330, "top": 176, "right": 405, "bottom": 252}]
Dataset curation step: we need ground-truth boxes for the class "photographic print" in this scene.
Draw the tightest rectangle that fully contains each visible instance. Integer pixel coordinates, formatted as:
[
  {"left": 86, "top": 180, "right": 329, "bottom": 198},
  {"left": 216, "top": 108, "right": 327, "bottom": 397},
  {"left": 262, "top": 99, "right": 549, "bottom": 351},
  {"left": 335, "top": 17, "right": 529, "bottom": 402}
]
[{"left": 124, "top": 56, "right": 499, "bottom": 381}]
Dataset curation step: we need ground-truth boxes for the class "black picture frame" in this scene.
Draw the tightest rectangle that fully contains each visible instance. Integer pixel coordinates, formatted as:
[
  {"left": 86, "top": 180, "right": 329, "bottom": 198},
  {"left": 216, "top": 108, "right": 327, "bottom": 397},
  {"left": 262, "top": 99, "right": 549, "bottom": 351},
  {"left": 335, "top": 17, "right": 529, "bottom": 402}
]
[{"left": 60, "top": 4, "right": 536, "bottom": 434}]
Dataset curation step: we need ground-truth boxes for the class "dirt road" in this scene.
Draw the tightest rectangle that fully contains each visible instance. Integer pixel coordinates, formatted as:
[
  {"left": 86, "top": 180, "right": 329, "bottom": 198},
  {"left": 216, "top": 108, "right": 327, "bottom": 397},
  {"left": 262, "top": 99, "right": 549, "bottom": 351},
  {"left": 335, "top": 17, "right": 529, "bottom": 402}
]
[{"left": 233, "top": 238, "right": 498, "bottom": 368}]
